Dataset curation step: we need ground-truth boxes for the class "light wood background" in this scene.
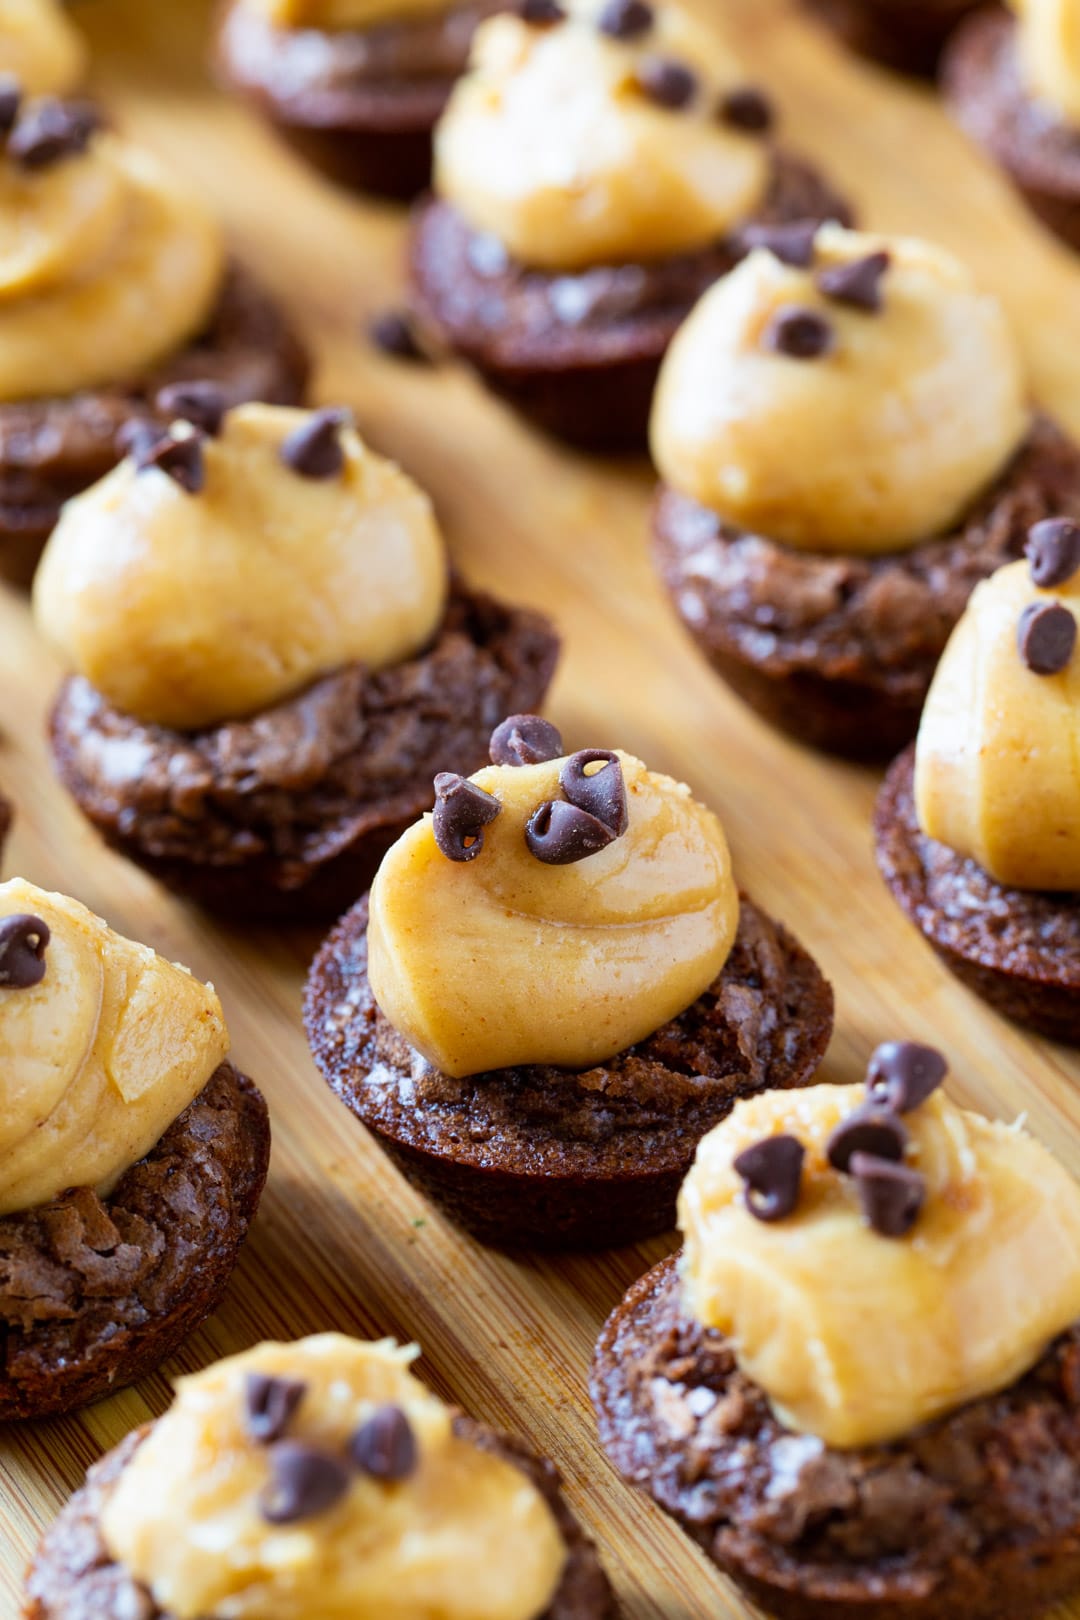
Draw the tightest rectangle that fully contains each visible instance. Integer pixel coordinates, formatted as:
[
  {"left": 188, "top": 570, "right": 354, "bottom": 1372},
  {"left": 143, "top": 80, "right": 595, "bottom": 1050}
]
[{"left": 3, "top": 1, "right": 1080, "bottom": 1615}]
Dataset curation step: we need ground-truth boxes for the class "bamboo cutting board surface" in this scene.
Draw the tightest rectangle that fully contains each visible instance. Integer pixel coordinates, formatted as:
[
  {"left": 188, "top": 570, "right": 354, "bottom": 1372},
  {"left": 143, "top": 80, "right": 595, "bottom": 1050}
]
[{"left": 4, "top": 1, "right": 1080, "bottom": 1614}]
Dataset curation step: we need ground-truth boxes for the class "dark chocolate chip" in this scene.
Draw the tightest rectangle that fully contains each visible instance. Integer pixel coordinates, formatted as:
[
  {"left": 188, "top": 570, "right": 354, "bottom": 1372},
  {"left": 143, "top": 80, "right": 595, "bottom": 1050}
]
[
  {"left": 8, "top": 98, "right": 99, "bottom": 169},
  {"left": 826, "top": 1101, "right": 907, "bottom": 1174},
  {"left": 0, "top": 914, "right": 50, "bottom": 989},
  {"left": 718, "top": 85, "right": 774, "bottom": 133},
  {"left": 155, "top": 380, "right": 229, "bottom": 437},
  {"left": 518, "top": 0, "right": 565, "bottom": 23},
  {"left": 0, "top": 75, "right": 22, "bottom": 136},
  {"left": 739, "top": 219, "right": 818, "bottom": 268},
  {"left": 850, "top": 1152, "right": 926, "bottom": 1239},
  {"left": 1017, "top": 600, "right": 1077, "bottom": 676},
  {"left": 350, "top": 1405, "right": 418, "bottom": 1482},
  {"left": 489, "top": 714, "right": 564, "bottom": 767},
  {"left": 280, "top": 408, "right": 352, "bottom": 480},
  {"left": 559, "top": 749, "right": 628, "bottom": 836},
  {"left": 762, "top": 304, "right": 835, "bottom": 361},
  {"left": 368, "top": 309, "right": 427, "bottom": 362},
  {"left": 733, "top": 1134, "right": 805, "bottom": 1223},
  {"left": 1026, "top": 518, "right": 1080, "bottom": 590},
  {"left": 525, "top": 799, "right": 616, "bottom": 864},
  {"left": 433, "top": 772, "right": 501, "bottom": 862},
  {"left": 867, "top": 1041, "right": 947, "bottom": 1114},
  {"left": 140, "top": 430, "right": 207, "bottom": 495},
  {"left": 597, "top": 0, "right": 654, "bottom": 39},
  {"left": 816, "top": 250, "right": 890, "bottom": 313},
  {"left": 634, "top": 56, "right": 698, "bottom": 109},
  {"left": 259, "top": 1442, "right": 351, "bottom": 1525},
  {"left": 244, "top": 1374, "right": 307, "bottom": 1446}
]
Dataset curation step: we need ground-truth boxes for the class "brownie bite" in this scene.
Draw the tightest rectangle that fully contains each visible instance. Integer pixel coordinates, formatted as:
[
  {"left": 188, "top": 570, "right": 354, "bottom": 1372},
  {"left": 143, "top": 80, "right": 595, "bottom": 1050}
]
[
  {"left": 803, "top": 0, "right": 980, "bottom": 76},
  {"left": 650, "top": 222, "right": 1080, "bottom": 759},
  {"left": 304, "top": 718, "right": 832, "bottom": 1248},
  {"left": 35, "top": 401, "right": 558, "bottom": 922},
  {"left": 593, "top": 1048, "right": 1080, "bottom": 1619},
  {"left": 409, "top": 0, "right": 852, "bottom": 452},
  {"left": 26, "top": 1333, "right": 617, "bottom": 1619},
  {"left": 876, "top": 518, "right": 1080, "bottom": 1041},
  {"left": 0, "top": 877, "right": 270, "bottom": 1420}
]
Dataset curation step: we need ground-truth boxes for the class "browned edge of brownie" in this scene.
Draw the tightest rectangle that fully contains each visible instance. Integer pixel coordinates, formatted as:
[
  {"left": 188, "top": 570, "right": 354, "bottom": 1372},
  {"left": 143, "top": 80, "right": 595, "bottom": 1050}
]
[
  {"left": 804, "top": 0, "right": 983, "bottom": 76},
  {"left": 0, "top": 1062, "right": 270, "bottom": 1421}
]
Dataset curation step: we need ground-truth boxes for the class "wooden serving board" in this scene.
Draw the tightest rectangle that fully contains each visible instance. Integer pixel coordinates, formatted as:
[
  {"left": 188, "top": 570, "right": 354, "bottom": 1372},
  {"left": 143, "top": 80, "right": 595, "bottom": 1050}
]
[{"left": 4, "top": 0, "right": 1080, "bottom": 1614}]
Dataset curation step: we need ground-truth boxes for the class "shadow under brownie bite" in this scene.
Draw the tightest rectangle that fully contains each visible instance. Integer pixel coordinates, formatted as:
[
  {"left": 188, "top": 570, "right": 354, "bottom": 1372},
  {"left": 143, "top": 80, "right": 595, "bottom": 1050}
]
[
  {"left": 0, "top": 877, "right": 270, "bottom": 1421},
  {"left": 304, "top": 717, "right": 833, "bottom": 1248}
]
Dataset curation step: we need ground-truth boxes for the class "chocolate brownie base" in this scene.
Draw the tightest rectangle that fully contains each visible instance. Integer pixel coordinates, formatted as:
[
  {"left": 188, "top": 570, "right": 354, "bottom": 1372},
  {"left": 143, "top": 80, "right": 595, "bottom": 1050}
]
[
  {"left": 875, "top": 746, "right": 1080, "bottom": 1042},
  {"left": 652, "top": 418, "right": 1080, "bottom": 761},
  {"left": 0, "top": 264, "right": 309, "bottom": 589},
  {"left": 409, "top": 155, "right": 853, "bottom": 452},
  {"left": 303, "top": 893, "right": 833, "bottom": 1249},
  {"left": 48, "top": 587, "right": 559, "bottom": 923},
  {"left": 804, "top": 0, "right": 980, "bottom": 75},
  {"left": 0, "top": 1062, "right": 269, "bottom": 1422},
  {"left": 24, "top": 1413, "right": 617, "bottom": 1620},
  {"left": 217, "top": 0, "right": 505, "bottom": 199},
  {"left": 592, "top": 1255, "right": 1080, "bottom": 1620},
  {"left": 945, "top": 10, "right": 1080, "bottom": 253}
]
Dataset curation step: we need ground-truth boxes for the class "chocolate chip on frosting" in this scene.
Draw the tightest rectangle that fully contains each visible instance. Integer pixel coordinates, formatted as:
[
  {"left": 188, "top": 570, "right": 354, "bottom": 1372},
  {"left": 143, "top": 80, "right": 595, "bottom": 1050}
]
[
  {"left": 1017, "top": 600, "right": 1078, "bottom": 676},
  {"left": 560, "top": 750, "right": 628, "bottom": 836},
  {"left": 762, "top": 304, "right": 835, "bottom": 360},
  {"left": 525, "top": 799, "right": 616, "bottom": 864},
  {"left": 155, "top": 380, "right": 229, "bottom": 438},
  {"left": 0, "top": 914, "right": 50, "bottom": 989},
  {"left": 518, "top": 0, "right": 565, "bottom": 23},
  {"left": 280, "top": 408, "right": 352, "bottom": 480},
  {"left": 739, "top": 219, "right": 819, "bottom": 268},
  {"left": 826, "top": 1100, "right": 907, "bottom": 1173},
  {"left": 489, "top": 713, "right": 564, "bottom": 767},
  {"left": 368, "top": 309, "right": 427, "bottom": 363},
  {"left": 244, "top": 1374, "right": 307, "bottom": 1446},
  {"left": 350, "top": 1404, "right": 418, "bottom": 1482},
  {"left": 433, "top": 772, "right": 502, "bottom": 862},
  {"left": 850, "top": 1151, "right": 926, "bottom": 1239},
  {"left": 634, "top": 56, "right": 698, "bottom": 110},
  {"left": 867, "top": 1040, "right": 947, "bottom": 1114},
  {"left": 0, "top": 75, "right": 22, "bottom": 137},
  {"left": 8, "top": 97, "right": 99, "bottom": 169},
  {"left": 1026, "top": 517, "right": 1080, "bottom": 589},
  {"left": 597, "top": 0, "right": 654, "bottom": 39},
  {"left": 733, "top": 1134, "right": 805, "bottom": 1223},
  {"left": 140, "top": 430, "right": 207, "bottom": 496},
  {"left": 718, "top": 85, "right": 774, "bottom": 134},
  {"left": 259, "top": 1442, "right": 352, "bottom": 1525},
  {"left": 816, "top": 250, "right": 890, "bottom": 313}
]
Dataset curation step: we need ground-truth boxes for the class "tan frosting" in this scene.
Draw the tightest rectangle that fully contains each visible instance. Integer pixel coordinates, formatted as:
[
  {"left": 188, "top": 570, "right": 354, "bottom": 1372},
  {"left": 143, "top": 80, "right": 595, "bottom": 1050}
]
[
  {"left": 0, "top": 878, "right": 229, "bottom": 1217},
  {"left": 101, "top": 1335, "right": 566, "bottom": 1620},
  {"left": 367, "top": 750, "right": 738, "bottom": 1078},
  {"left": 0, "top": 0, "right": 86, "bottom": 96},
  {"left": 0, "top": 126, "right": 223, "bottom": 403},
  {"left": 1012, "top": 0, "right": 1080, "bottom": 126},
  {"left": 650, "top": 225, "right": 1028, "bottom": 554},
  {"left": 251, "top": 0, "right": 456, "bottom": 26},
  {"left": 34, "top": 404, "right": 448, "bottom": 732},
  {"left": 434, "top": 0, "right": 769, "bottom": 271},
  {"left": 915, "top": 557, "right": 1080, "bottom": 889},
  {"left": 679, "top": 1083, "right": 1080, "bottom": 1449}
]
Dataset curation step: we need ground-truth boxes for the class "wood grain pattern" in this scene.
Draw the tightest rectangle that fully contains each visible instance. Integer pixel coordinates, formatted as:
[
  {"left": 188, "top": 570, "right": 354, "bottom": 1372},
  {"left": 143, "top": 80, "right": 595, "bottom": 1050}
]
[{"left": 3, "top": 0, "right": 1080, "bottom": 1614}]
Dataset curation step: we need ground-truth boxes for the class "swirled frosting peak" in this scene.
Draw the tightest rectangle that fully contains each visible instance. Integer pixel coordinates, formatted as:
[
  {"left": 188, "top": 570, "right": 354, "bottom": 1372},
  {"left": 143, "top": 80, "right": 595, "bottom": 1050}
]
[
  {"left": 0, "top": 877, "right": 229, "bottom": 1217},
  {"left": 1012, "top": 0, "right": 1080, "bottom": 125},
  {"left": 651, "top": 224, "right": 1028, "bottom": 554},
  {"left": 34, "top": 403, "right": 449, "bottom": 731},
  {"left": 0, "top": 0, "right": 86, "bottom": 96}
]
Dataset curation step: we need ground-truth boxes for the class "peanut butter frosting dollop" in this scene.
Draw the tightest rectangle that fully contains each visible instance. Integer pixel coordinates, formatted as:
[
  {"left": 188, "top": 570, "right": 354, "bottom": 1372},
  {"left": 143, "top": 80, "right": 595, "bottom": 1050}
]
[
  {"left": 0, "top": 118, "right": 224, "bottom": 402},
  {"left": 252, "top": 0, "right": 457, "bottom": 26},
  {"left": 0, "top": 877, "right": 229, "bottom": 1217},
  {"left": 679, "top": 1081, "right": 1080, "bottom": 1449},
  {"left": 34, "top": 403, "right": 448, "bottom": 732},
  {"left": 1011, "top": 0, "right": 1080, "bottom": 126},
  {"left": 434, "top": 0, "right": 770, "bottom": 271},
  {"left": 367, "top": 748, "right": 738, "bottom": 1077},
  {"left": 101, "top": 1334, "right": 567, "bottom": 1620},
  {"left": 650, "top": 224, "right": 1028, "bottom": 554},
  {"left": 0, "top": 0, "right": 86, "bottom": 96}
]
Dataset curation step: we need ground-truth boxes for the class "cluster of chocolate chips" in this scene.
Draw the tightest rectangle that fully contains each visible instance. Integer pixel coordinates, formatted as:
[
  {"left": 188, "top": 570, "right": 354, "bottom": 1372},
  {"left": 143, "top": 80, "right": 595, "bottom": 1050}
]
[
  {"left": 745, "top": 222, "right": 890, "bottom": 362},
  {"left": 0, "top": 913, "right": 50, "bottom": 990},
  {"left": 1017, "top": 518, "right": 1080, "bottom": 677},
  {"left": 432, "top": 714, "right": 630, "bottom": 867},
  {"left": 0, "top": 78, "right": 100, "bottom": 169},
  {"left": 733, "top": 1040, "right": 946, "bottom": 1239},
  {"left": 243, "top": 1372, "right": 419, "bottom": 1527},
  {"left": 122, "top": 392, "right": 355, "bottom": 493}
]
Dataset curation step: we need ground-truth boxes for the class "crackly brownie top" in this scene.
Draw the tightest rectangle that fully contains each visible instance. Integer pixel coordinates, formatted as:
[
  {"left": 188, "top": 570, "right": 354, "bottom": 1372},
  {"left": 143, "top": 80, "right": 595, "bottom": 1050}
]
[
  {"left": 99, "top": 1334, "right": 568, "bottom": 1620},
  {"left": 366, "top": 715, "right": 740, "bottom": 1077},
  {"left": 0, "top": 0, "right": 85, "bottom": 97},
  {"left": 676, "top": 1048, "right": 1080, "bottom": 1449},
  {"left": 1011, "top": 0, "right": 1080, "bottom": 126},
  {"left": 652, "top": 221, "right": 1028, "bottom": 555}
]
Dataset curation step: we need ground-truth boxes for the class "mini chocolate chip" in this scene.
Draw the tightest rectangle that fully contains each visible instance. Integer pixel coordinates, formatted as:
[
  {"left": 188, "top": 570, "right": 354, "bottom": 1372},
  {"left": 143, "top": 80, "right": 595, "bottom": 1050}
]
[
  {"left": 525, "top": 799, "right": 616, "bottom": 864},
  {"left": 1026, "top": 517, "right": 1080, "bottom": 589},
  {"left": 597, "top": 0, "right": 654, "bottom": 39},
  {"left": 634, "top": 56, "right": 698, "bottom": 109},
  {"left": 155, "top": 380, "right": 229, "bottom": 437},
  {"left": 350, "top": 1404, "right": 418, "bottom": 1482},
  {"left": 559, "top": 749, "right": 628, "bottom": 836},
  {"left": 8, "top": 98, "right": 99, "bottom": 169},
  {"left": 733, "top": 1134, "right": 805, "bottom": 1223},
  {"left": 280, "top": 407, "right": 352, "bottom": 480},
  {"left": 260, "top": 1442, "right": 351, "bottom": 1525},
  {"left": 489, "top": 713, "right": 564, "bottom": 767},
  {"left": 244, "top": 1373, "right": 307, "bottom": 1445},
  {"left": 816, "top": 250, "right": 890, "bottom": 313},
  {"left": 867, "top": 1041, "right": 947, "bottom": 1114},
  {"left": 718, "top": 85, "right": 774, "bottom": 133},
  {"left": 739, "top": 219, "right": 818, "bottom": 268},
  {"left": 0, "top": 914, "right": 50, "bottom": 988},
  {"left": 140, "top": 430, "right": 206, "bottom": 495},
  {"left": 762, "top": 304, "right": 835, "bottom": 361},
  {"left": 433, "top": 772, "right": 501, "bottom": 862},
  {"left": 850, "top": 1152, "right": 926, "bottom": 1239},
  {"left": 518, "top": 0, "right": 565, "bottom": 22},
  {"left": 368, "top": 309, "right": 427, "bottom": 362},
  {"left": 1017, "top": 600, "right": 1077, "bottom": 676},
  {"left": 0, "top": 75, "right": 22, "bottom": 136},
  {"left": 826, "top": 1101, "right": 907, "bottom": 1174}
]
